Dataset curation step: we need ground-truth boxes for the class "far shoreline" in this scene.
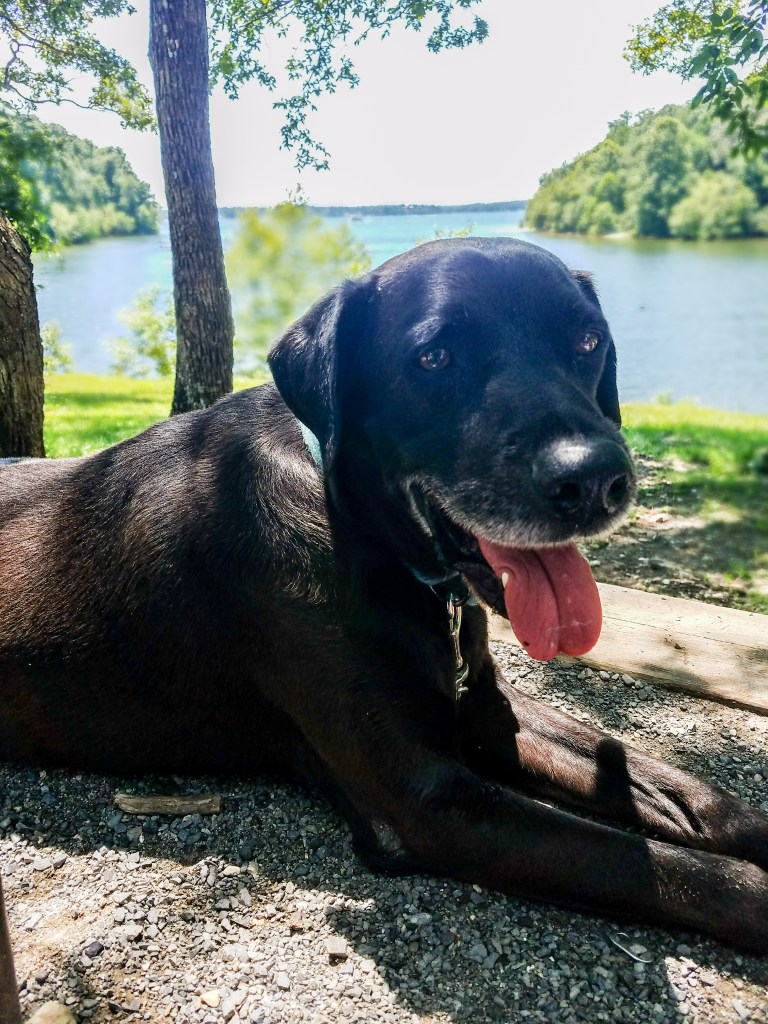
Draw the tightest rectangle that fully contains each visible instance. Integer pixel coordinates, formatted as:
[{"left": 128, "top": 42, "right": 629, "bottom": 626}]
[{"left": 218, "top": 200, "right": 528, "bottom": 219}]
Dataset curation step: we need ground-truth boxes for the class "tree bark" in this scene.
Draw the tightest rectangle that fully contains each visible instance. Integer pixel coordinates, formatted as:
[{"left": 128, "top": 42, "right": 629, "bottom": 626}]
[
  {"left": 0, "top": 877, "right": 22, "bottom": 1024},
  {"left": 0, "top": 212, "right": 45, "bottom": 458},
  {"left": 149, "top": 0, "right": 234, "bottom": 415}
]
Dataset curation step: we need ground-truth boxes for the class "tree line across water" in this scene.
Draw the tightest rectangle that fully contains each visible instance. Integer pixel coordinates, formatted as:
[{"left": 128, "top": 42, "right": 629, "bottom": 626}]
[
  {"left": 0, "top": 103, "right": 158, "bottom": 249},
  {"left": 526, "top": 102, "right": 768, "bottom": 241}
]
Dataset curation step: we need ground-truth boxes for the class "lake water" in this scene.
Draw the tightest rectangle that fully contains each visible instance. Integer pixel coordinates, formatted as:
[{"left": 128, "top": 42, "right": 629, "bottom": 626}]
[{"left": 33, "top": 210, "right": 768, "bottom": 414}]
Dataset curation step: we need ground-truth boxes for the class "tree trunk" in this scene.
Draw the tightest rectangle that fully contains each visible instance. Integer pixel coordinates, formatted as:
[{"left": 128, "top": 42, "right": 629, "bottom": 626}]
[
  {"left": 0, "top": 878, "right": 22, "bottom": 1024},
  {"left": 0, "top": 212, "right": 45, "bottom": 458},
  {"left": 149, "top": 0, "right": 234, "bottom": 416}
]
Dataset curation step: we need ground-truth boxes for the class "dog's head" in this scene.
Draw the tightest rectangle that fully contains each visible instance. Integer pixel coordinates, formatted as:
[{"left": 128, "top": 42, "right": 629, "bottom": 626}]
[{"left": 269, "top": 237, "right": 635, "bottom": 661}]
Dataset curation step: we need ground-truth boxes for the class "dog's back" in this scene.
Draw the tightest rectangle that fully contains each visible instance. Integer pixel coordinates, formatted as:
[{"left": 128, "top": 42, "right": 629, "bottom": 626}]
[{"left": 0, "top": 384, "right": 329, "bottom": 774}]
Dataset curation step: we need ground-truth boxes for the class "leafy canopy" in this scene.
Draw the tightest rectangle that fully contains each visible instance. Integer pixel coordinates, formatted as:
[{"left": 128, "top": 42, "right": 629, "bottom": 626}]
[
  {"left": 1, "top": 1, "right": 486, "bottom": 171},
  {"left": 109, "top": 286, "right": 177, "bottom": 378},
  {"left": 0, "top": 0, "right": 153, "bottom": 129},
  {"left": 41, "top": 321, "right": 73, "bottom": 376},
  {"left": 0, "top": 100, "right": 50, "bottom": 246},
  {"left": 227, "top": 202, "right": 371, "bottom": 371},
  {"left": 627, "top": 2, "right": 768, "bottom": 155},
  {"left": 211, "top": 1, "right": 488, "bottom": 170}
]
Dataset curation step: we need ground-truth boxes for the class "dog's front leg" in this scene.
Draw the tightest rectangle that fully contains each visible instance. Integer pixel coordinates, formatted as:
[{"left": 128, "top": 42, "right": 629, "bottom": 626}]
[
  {"left": 292, "top": 680, "right": 768, "bottom": 953},
  {"left": 457, "top": 669, "right": 768, "bottom": 872},
  {"left": 398, "top": 762, "right": 768, "bottom": 952}
]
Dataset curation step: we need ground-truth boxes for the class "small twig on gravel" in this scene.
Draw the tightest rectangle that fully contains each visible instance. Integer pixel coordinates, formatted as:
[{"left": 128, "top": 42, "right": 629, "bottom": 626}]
[{"left": 113, "top": 793, "right": 222, "bottom": 815}]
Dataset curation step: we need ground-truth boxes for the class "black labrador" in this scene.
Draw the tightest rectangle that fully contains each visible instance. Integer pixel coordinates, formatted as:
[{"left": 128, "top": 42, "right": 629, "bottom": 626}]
[{"left": 1, "top": 238, "right": 767, "bottom": 977}]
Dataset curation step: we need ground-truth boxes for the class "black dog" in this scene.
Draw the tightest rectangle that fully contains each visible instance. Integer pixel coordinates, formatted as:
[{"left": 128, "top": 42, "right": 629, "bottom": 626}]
[{"left": 1, "top": 238, "right": 767, "bottom": 960}]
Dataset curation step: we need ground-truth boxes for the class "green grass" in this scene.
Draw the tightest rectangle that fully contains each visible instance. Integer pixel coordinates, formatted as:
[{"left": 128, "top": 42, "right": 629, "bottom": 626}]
[
  {"left": 44, "top": 373, "right": 264, "bottom": 457},
  {"left": 618, "top": 401, "right": 768, "bottom": 612},
  {"left": 45, "top": 375, "right": 174, "bottom": 457},
  {"left": 622, "top": 401, "right": 768, "bottom": 479},
  {"left": 621, "top": 400, "right": 768, "bottom": 543}
]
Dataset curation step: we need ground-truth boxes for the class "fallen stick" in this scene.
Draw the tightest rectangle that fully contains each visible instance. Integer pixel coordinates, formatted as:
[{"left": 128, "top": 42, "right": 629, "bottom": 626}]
[{"left": 114, "top": 793, "right": 222, "bottom": 816}]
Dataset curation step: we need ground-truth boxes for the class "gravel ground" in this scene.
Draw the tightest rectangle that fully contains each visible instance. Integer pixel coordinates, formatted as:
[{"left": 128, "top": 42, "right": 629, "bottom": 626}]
[{"left": 2, "top": 640, "right": 767, "bottom": 1024}]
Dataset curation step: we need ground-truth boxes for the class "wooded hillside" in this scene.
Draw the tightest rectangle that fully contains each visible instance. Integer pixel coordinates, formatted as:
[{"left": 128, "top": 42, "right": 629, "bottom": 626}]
[
  {"left": 526, "top": 104, "right": 768, "bottom": 240},
  {"left": 0, "top": 104, "right": 158, "bottom": 248}
]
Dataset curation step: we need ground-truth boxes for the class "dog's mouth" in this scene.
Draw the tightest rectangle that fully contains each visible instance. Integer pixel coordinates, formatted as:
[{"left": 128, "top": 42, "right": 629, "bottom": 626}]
[{"left": 408, "top": 486, "right": 602, "bottom": 662}]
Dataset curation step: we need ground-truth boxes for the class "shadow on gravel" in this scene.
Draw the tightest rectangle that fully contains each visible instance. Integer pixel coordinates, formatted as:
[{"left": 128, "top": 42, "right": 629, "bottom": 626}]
[
  {"left": 531, "top": 661, "right": 768, "bottom": 786},
  {"left": 3, "top": 744, "right": 768, "bottom": 1023}
]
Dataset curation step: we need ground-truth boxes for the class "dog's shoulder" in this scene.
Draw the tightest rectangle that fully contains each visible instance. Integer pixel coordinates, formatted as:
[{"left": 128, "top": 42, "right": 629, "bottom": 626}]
[
  {"left": 0, "top": 382, "right": 331, "bottom": 588},
  {"left": 0, "top": 382, "right": 319, "bottom": 510}
]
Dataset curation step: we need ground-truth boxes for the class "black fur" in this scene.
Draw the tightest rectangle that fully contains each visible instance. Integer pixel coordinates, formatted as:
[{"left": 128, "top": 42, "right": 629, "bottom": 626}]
[{"left": 1, "top": 238, "right": 767, "bottom": 957}]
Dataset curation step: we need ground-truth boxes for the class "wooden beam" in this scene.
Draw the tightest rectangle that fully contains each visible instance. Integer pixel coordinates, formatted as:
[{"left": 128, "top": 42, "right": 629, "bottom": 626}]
[{"left": 488, "top": 583, "right": 768, "bottom": 715}]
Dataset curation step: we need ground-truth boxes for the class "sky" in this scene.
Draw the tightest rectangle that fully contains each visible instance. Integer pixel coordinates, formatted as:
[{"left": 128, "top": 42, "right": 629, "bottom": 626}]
[{"left": 33, "top": 0, "right": 696, "bottom": 208}]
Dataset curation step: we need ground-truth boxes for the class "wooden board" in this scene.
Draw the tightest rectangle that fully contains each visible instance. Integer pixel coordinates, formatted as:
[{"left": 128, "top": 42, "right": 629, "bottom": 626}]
[{"left": 488, "top": 583, "right": 768, "bottom": 714}]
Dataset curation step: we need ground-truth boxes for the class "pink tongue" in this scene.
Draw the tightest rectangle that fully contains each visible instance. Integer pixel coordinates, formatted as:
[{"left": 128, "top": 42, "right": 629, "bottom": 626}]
[{"left": 478, "top": 539, "right": 602, "bottom": 662}]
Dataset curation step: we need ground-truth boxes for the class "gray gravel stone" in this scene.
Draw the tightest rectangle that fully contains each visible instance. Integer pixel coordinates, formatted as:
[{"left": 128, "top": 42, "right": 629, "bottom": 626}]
[{"left": 325, "top": 936, "right": 349, "bottom": 960}]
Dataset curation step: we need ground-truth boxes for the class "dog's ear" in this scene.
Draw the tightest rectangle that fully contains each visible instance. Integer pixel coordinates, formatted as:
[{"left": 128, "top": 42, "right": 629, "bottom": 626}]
[
  {"left": 572, "top": 270, "right": 621, "bottom": 427},
  {"left": 268, "top": 278, "right": 370, "bottom": 466}
]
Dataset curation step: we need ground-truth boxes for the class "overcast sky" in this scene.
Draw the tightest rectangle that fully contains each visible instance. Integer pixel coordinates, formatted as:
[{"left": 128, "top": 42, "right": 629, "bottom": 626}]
[{"left": 34, "top": 0, "right": 695, "bottom": 208}]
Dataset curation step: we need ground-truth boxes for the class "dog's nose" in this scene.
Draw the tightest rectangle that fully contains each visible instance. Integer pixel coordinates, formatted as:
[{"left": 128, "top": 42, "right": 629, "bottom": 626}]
[{"left": 533, "top": 438, "right": 633, "bottom": 523}]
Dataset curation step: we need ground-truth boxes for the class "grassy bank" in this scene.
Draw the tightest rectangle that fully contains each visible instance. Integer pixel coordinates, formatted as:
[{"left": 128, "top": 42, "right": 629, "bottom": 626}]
[
  {"left": 43, "top": 376, "right": 768, "bottom": 612},
  {"left": 44, "top": 373, "right": 265, "bottom": 457},
  {"left": 44, "top": 375, "right": 173, "bottom": 457}
]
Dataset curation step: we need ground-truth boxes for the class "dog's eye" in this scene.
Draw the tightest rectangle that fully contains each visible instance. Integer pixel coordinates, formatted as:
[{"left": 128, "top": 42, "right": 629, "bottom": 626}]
[
  {"left": 418, "top": 348, "right": 452, "bottom": 371},
  {"left": 576, "top": 331, "right": 601, "bottom": 355}
]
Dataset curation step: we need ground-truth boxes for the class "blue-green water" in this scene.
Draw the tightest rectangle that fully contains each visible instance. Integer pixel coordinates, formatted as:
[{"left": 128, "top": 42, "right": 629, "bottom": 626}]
[{"left": 33, "top": 210, "right": 768, "bottom": 414}]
